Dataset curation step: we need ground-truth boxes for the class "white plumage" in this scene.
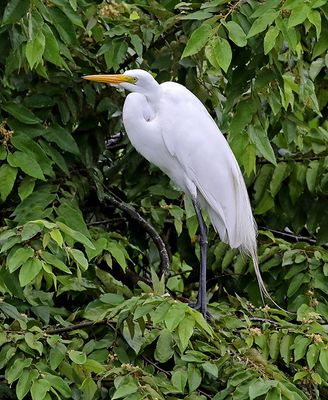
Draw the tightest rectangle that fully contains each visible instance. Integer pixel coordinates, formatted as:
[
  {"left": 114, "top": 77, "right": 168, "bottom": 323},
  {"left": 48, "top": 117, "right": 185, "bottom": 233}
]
[{"left": 84, "top": 69, "right": 272, "bottom": 315}]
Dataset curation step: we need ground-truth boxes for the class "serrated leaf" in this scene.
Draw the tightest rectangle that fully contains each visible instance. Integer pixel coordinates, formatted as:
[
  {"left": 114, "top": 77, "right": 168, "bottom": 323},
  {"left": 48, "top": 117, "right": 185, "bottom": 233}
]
[
  {"left": 182, "top": 24, "right": 212, "bottom": 58},
  {"left": 0, "top": 164, "right": 17, "bottom": 201}
]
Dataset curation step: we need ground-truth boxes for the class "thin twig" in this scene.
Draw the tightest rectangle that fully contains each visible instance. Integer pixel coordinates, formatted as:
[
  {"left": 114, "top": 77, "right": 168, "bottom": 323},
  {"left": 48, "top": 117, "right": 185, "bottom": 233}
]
[
  {"left": 259, "top": 226, "right": 320, "bottom": 245},
  {"left": 103, "top": 192, "right": 170, "bottom": 276},
  {"left": 46, "top": 320, "right": 110, "bottom": 334},
  {"left": 141, "top": 355, "right": 170, "bottom": 376},
  {"left": 249, "top": 317, "right": 280, "bottom": 326}
]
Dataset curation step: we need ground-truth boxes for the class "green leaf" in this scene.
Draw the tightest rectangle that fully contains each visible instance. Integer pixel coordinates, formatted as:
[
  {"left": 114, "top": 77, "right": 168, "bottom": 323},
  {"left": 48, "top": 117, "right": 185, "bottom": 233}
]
[
  {"left": 80, "top": 377, "right": 97, "bottom": 400},
  {"left": 7, "top": 247, "right": 34, "bottom": 273},
  {"left": 202, "top": 361, "right": 218, "bottom": 377},
  {"left": 270, "top": 163, "right": 290, "bottom": 196},
  {"left": 0, "top": 164, "right": 17, "bottom": 201},
  {"left": 264, "top": 25, "right": 279, "bottom": 54},
  {"left": 50, "top": 342, "right": 67, "bottom": 370},
  {"left": 43, "top": 373, "right": 71, "bottom": 398},
  {"left": 19, "top": 258, "right": 43, "bottom": 286},
  {"left": 165, "top": 303, "right": 186, "bottom": 331},
  {"left": 25, "top": 332, "right": 43, "bottom": 355},
  {"left": 56, "top": 222, "right": 95, "bottom": 249},
  {"left": 307, "top": 344, "right": 319, "bottom": 369},
  {"left": 2, "top": 103, "right": 41, "bottom": 124},
  {"left": 248, "top": 125, "right": 276, "bottom": 165},
  {"left": 30, "top": 379, "right": 50, "bottom": 400},
  {"left": 18, "top": 176, "right": 36, "bottom": 201},
  {"left": 5, "top": 357, "right": 32, "bottom": 384},
  {"left": 44, "top": 124, "right": 80, "bottom": 155},
  {"left": 212, "top": 37, "right": 232, "bottom": 72},
  {"left": 280, "top": 334, "right": 292, "bottom": 364},
  {"left": 269, "top": 332, "right": 280, "bottom": 361},
  {"left": 26, "top": 31, "right": 45, "bottom": 69},
  {"left": 42, "top": 24, "right": 65, "bottom": 67},
  {"left": 7, "top": 151, "right": 45, "bottom": 180},
  {"left": 48, "top": 7, "right": 77, "bottom": 45},
  {"left": 16, "top": 369, "right": 38, "bottom": 400},
  {"left": 107, "top": 241, "right": 127, "bottom": 270},
  {"left": 112, "top": 376, "right": 138, "bottom": 399},
  {"left": 41, "top": 251, "right": 71, "bottom": 274},
  {"left": 225, "top": 21, "right": 247, "bottom": 47},
  {"left": 154, "top": 329, "right": 173, "bottom": 363},
  {"left": 288, "top": 4, "right": 310, "bottom": 28},
  {"left": 188, "top": 363, "right": 202, "bottom": 392},
  {"left": 249, "top": 379, "right": 277, "bottom": 399},
  {"left": 247, "top": 11, "right": 279, "bottom": 38},
  {"left": 2, "top": 0, "right": 30, "bottom": 24},
  {"left": 68, "top": 350, "right": 87, "bottom": 364},
  {"left": 182, "top": 24, "right": 212, "bottom": 58},
  {"left": 306, "top": 160, "right": 319, "bottom": 193},
  {"left": 294, "top": 336, "right": 311, "bottom": 362},
  {"left": 171, "top": 369, "right": 187, "bottom": 393},
  {"left": 68, "top": 248, "right": 88, "bottom": 271},
  {"left": 319, "top": 347, "right": 328, "bottom": 372},
  {"left": 21, "top": 222, "right": 43, "bottom": 240},
  {"left": 308, "top": 9, "right": 321, "bottom": 40}
]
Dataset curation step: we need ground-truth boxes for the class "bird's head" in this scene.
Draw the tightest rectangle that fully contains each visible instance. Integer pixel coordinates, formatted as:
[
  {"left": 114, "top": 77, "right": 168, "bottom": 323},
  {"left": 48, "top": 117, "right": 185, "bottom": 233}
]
[{"left": 83, "top": 69, "right": 158, "bottom": 93}]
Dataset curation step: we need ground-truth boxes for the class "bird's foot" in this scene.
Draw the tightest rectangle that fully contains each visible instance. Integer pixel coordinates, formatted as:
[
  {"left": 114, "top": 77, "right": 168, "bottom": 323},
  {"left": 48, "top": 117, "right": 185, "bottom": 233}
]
[{"left": 189, "top": 302, "right": 212, "bottom": 320}]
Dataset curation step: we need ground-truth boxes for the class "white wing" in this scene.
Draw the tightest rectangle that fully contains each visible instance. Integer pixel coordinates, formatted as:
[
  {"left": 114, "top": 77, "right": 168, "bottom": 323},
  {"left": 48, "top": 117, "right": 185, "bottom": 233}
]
[{"left": 158, "top": 81, "right": 257, "bottom": 252}]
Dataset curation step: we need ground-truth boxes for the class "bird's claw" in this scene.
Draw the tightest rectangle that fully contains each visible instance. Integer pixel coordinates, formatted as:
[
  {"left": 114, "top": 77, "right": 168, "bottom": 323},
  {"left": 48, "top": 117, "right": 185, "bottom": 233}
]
[{"left": 189, "top": 303, "right": 212, "bottom": 320}]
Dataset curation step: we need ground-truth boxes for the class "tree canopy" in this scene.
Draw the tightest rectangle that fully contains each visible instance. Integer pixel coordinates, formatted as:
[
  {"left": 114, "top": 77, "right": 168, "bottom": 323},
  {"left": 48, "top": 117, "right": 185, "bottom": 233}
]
[{"left": 1, "top": 0, "right": 328, "bottom": 399}]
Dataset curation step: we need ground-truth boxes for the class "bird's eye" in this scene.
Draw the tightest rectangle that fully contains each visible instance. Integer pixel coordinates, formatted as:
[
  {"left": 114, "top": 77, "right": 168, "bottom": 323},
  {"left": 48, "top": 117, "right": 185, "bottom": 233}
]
[{"left": 131, "top": 77, "right": 138, "bottom": 84}]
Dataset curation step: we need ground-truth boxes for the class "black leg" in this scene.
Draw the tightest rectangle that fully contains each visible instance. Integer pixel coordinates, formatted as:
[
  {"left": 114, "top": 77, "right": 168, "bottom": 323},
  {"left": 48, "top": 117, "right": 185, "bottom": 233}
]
[{"left": 192, "top": 200, "right": 208, "bottom": 318}]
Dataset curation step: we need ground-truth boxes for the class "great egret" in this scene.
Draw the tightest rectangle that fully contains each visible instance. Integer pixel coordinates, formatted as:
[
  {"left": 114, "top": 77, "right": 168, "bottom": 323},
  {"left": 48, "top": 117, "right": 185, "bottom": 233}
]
[{"left": 84, "top": 69, "right": 272, "bottom": 317}]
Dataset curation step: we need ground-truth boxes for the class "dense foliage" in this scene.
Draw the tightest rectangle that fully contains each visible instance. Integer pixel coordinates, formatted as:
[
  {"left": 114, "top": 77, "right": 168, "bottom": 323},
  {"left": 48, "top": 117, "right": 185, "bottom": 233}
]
[{"left": 1, "top": 0, "right": 328, "bottom": 398}]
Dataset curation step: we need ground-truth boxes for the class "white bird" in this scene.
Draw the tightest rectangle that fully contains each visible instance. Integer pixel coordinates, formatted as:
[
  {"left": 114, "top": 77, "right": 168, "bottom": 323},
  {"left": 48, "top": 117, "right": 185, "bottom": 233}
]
[{"left": 84, "top": 69, "right": 271, "bottom": 317}]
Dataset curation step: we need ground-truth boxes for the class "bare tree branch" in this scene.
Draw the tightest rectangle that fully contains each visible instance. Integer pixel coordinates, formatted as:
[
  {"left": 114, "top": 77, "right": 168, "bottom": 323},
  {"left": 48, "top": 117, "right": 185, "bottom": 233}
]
[{"left": 103, "top": 192, "right": 170, "bottom": 276}]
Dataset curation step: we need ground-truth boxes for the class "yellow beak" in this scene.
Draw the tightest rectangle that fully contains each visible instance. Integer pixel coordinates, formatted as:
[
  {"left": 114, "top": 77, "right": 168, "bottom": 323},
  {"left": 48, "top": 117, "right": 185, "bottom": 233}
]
[{"left": 83, "top": 74, "right": 135, "bottom": 84}]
